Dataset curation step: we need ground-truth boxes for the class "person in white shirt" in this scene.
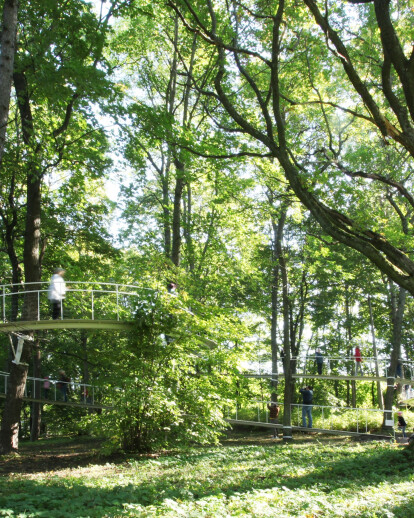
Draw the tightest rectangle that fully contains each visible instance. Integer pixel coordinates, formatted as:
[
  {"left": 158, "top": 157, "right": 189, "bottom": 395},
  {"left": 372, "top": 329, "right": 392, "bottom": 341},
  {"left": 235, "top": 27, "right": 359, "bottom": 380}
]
[{"left": 48, "top": 268, "right": 67, "bottom": 319}]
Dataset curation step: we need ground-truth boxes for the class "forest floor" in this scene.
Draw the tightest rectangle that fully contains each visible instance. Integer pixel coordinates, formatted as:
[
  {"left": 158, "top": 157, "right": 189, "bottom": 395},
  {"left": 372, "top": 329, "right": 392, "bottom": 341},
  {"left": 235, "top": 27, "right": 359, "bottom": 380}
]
[
  {"left": 0, "top": 429, "right": 349, "bottom": 475},
  {"left": 1, "top": 429, "right": 413, "bottom": 517}
]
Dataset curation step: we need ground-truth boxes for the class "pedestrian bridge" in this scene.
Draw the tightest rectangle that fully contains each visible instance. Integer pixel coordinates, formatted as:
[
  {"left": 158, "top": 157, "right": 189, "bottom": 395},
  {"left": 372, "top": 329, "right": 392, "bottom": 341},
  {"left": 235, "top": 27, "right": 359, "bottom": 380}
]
[
  {"left": 226, "top": 401, "right": 397, "bottom": 439},
  {"left": 0, "top": 371, "right": 397, "bottom": 438},
  {"left": 0, "top": 281, "right": 156, "bottom": 332},
  {"left": 242, "top": 355, "right": 414, "bottom": 386},
  {"left": 0, "top": 371, "right": 114, "bottom": 409},
  {"left": 0, "top": 281, "right": 217, "bottom": 347}
]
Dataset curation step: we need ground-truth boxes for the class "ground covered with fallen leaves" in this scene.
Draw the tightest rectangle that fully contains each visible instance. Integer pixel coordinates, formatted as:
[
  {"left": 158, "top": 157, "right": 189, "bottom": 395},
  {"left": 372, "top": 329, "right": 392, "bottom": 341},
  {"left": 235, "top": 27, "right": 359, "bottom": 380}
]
[{"left": 0, "top": 430, "right": 413, "bottom": 517}]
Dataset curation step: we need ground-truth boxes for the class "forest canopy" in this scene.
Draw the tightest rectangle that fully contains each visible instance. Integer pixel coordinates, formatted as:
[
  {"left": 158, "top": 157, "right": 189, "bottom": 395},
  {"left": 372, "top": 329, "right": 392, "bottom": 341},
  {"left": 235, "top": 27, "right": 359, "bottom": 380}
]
[{"left": 0, "top": 0, "right": 413, "bottom": 453}]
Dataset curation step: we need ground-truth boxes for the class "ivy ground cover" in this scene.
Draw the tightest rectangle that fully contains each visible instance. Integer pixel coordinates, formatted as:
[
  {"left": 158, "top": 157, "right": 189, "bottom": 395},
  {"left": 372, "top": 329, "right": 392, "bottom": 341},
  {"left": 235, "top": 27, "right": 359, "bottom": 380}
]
[{"left": 0, "top": 433, "right": 413, "bottom": 517}]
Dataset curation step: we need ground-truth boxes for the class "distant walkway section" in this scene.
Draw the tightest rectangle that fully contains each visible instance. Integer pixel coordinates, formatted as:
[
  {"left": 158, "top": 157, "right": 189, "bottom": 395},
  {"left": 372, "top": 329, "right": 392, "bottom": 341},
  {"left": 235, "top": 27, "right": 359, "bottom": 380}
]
[
  {"left": 0, "top": 371, "right": 114, "bottom": 409},
  {"left": 243, "top": 356, "right": 414, "bottom": 385},
  {"left": 226, "top": 400, "right": 396, "bottom": 438}
]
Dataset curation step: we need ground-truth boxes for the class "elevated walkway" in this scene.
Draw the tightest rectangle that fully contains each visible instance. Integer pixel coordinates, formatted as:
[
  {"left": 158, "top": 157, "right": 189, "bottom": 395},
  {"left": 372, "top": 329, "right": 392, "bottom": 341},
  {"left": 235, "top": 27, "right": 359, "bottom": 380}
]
[
  {"left": 0, "top": 319, "right": 134, "bottom": 332},
  {"left": 225, "top": 419, "right": 393, "bottom": 439},
  {"left": 0, "top": 281, "right": 217, "bottom": 347},
  {"left": 0, "top": 372, "right": 114, "bottom": 409},
  {"left": 0, "top": 393, "right": 112, "bottom": 410},
  {"left": 243, "top": 372, "right": 414, "bottom": 385},
  {"left": 226, "top": 401, "right": 396, "bottom": 438}
]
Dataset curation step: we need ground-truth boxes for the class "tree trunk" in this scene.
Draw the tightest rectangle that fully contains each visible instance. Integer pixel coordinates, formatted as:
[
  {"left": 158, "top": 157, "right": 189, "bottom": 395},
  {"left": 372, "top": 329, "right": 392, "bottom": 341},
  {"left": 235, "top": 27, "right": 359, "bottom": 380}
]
[
  {"left": 368, "top": 294, "right": 383, "bottom": 409},
  {"left": 0, "top": 70, "right": 42, "bottom": 451},
  {"left": 270, "top": 217, "right": 280, "bottom": 401},
  {"left": 344, "top": 287, "right": 357, "bottom": 408},
  {"left": 161, "top": 159, "right": 172, "bottom": 258},
  {"left": 272, "top": 207, "right": 294, "bottom": 440},
  {"left": 0, "top": 0, "right": 19, "bottom": 163},
  {"left": 183, "top": 184, "right": 195, "bottom": 272},
  {"left": 383, "top": 285, "right": 406, "bottom": 430},
  {"left": 30, "top": 339, "right": 41, "bottom": 441},
  {"left": 171, "top": 167, "right": 185, "bottom": 266}
]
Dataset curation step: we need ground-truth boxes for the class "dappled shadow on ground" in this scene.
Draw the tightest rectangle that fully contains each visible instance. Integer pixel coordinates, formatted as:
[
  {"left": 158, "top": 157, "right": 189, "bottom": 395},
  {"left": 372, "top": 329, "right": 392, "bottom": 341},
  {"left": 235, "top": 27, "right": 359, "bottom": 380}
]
[
  {"left": 1, "top": 432, "right": 413, "bottom": 518},
  {"left": 0, "top": 429, "right": 394, "bottom": 475},
  {"left": 0, "top": 437, "right": 124, "bottom": 475}
]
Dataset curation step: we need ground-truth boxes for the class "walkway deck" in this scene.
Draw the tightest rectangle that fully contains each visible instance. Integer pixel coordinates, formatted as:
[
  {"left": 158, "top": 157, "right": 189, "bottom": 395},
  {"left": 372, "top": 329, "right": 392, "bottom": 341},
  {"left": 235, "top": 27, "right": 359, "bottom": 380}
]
[
  {"left": 0, "top": 320, "right": 217, "bottom": 350},
  {"left": 0, "top": 319, "right": 134, "bottom": 332},
  {"left": 0, "top": 393, "right": 112, "bottom": 410},
  {"left": 225, "top": 419, "right": 394, "bottom": 439}
]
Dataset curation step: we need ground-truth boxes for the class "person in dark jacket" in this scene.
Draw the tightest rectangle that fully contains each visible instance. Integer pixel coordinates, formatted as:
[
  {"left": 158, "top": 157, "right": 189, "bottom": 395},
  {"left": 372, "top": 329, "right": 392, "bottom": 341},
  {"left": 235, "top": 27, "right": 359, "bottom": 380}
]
[
  {"left": 299, "top": 386, "right": 313, "bottom": 428},
  {"left": 315, "top": 348, "right": 323, "bottom": 375},
  {"left": 397, "top": 412, "right": 407, "bottom": 437},
  {"left": 58, "top": 370, "right": 70, "bottom": 402}
]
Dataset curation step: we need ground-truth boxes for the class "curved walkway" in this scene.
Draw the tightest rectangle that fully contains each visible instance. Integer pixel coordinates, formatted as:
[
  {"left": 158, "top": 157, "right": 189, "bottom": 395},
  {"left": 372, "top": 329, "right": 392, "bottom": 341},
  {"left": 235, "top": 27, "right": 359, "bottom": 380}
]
[
  {"left": 1, "top": 281, "right": 148, "bottom": 325},
  {"left": 0, "top": 282, "right": 217, "bottom": 346},
  {"left": 0, "top": 319, "right": 134, "bottom": 332}
]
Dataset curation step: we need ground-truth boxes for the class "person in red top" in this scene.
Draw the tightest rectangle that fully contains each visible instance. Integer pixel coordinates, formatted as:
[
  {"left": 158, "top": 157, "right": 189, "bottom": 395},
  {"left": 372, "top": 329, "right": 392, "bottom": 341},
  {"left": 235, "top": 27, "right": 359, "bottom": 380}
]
[{"left": 354, "top": 346, "right": 363, "bottom": 376}]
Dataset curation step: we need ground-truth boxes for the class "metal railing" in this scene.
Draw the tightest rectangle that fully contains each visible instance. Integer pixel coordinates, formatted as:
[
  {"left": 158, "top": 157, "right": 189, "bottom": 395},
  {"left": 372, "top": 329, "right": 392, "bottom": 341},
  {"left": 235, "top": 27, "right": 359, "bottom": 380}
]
[
  {"left": 296, "top": 355, "right": 414, "bottom": 379},
  {"left": 0, "top": 371, "right": 113, "bottom": 407},
  {"left": 243, "top": 356, "right": 414, "bottom": 380},
  {"left": 0, "top": 281, "right": 156, "bottom": 323},
  {"left": 226, "top": 399, "right": 396, "bottom": 436}
]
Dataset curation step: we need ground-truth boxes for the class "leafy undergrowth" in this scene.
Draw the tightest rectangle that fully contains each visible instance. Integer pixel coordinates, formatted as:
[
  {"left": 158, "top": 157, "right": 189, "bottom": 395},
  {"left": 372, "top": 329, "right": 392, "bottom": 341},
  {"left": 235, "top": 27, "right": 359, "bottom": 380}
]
[{"left": 0, "top": 432, "right": 413, "bottom": 517}]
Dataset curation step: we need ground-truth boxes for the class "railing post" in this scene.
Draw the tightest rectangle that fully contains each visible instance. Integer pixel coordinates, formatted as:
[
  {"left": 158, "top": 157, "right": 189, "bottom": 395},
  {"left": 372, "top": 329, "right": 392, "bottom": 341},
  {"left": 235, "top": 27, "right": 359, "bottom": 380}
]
[
  {"left": 91, "top": 290, "right": 94, "bottom": 320},
  {"left": 116, "top": 285, "right": 119, "bottom": 321},
  {"left": 2, "top": 285, "right": 5, "bottom": 322},
  {"left": 37, "top": 290, "right": 40, "bottom": 321}
]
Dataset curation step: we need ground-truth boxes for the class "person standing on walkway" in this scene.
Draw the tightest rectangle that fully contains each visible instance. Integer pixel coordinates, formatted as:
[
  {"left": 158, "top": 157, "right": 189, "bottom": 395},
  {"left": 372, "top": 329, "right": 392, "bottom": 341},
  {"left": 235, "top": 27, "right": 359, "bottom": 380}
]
[
  {"left": 280, "top": 348, "right": 285, "bottom": 372},
  {"left": 43, "top": 376, "right": 50, "bottom": 399},
  {"left": 48, "top": 268, "right": 67, "bottom": 320},
  {"left": 396, "top": 360, "right": 403, "bottom": 378},
  {"left": 267, "top": 401, "right": 281, "bottom": 438},
  {"left": 299, "top": 386, "right": 313, "bottom": 428},
  {"left": 354, "top": 346, "right": 363, "bottom": 376},
  {"left": 58, "top": 370, "right": 70, "bottom": 402},
  {"left": 397, "top": 412, "right": 407, "bottom": 438},
  {"left": 315, "top": 348, "right": 323, "bottom": 375}
]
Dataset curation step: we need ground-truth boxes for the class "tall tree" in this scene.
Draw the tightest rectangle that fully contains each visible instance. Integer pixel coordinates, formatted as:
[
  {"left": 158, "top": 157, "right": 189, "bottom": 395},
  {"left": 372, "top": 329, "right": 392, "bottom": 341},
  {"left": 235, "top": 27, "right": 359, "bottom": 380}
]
[
  {"left": 0, "top": 0, "right": 19, "bottom": 163},
  {"left": 0, "top": 0, "right": 120, "bottom": 454},
  {"left": 165, "top": 0, "right": 414, "bottom": 294}
]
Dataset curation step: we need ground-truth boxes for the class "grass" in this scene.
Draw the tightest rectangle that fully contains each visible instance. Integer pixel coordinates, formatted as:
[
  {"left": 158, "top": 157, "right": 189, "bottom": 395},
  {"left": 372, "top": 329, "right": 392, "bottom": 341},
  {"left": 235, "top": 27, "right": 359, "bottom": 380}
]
[{"left": 0, "top": 431, "right": 413, "bottom": 517}]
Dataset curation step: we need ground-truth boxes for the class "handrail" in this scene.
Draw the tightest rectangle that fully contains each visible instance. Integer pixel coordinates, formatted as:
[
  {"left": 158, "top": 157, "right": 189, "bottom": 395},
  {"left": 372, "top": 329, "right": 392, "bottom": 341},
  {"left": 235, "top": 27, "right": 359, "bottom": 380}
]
[
  {"left": 244, "top": 356, "right": 414, "bottom": 380},
  {"left": 0, "top": 281, "right": 158, "bottom": 324},
  {"left": 0, "top": 371, "right": 113, "bottom": 407},
  {"left": 227, "top": 399, "right": 396, "bottom": 436}
]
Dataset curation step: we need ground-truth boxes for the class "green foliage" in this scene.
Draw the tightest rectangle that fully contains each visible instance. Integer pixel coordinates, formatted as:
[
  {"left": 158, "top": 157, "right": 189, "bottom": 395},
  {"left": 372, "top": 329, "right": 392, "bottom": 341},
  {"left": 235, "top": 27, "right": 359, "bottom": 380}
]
[
  {"left": 81, "top": 289, "right": 247, "bottom": 453},
  {"left": 1, "top": 436, "right": 413, "bottom": 517}
]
